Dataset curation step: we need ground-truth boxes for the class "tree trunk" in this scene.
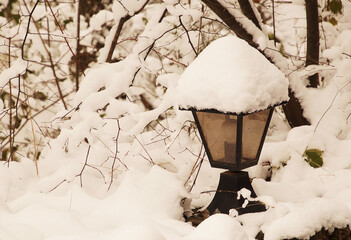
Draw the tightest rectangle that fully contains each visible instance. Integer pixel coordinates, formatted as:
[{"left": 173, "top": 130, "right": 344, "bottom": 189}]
[
  {"left": 201, "top": 0, "right": 258, "bottom": 48},
  {"left": 76, "top": 0, "right": 81, "bottom": 91},
  {"left": 283, "top": 90, "right": 309, "bottom": 127},
  {"left": 201, "top": 0, "right": 309, "bottom": 127},
  {"left": 305, "top": 0, "right": 319, "bottom": 88},
  {"left": 237, "top": 0, "right": 261, "bottom": 30}
]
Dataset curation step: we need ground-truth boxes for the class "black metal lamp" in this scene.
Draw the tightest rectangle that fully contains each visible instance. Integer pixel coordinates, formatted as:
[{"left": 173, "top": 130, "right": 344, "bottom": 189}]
[
  {"left": 176, "top": 35, "right": 289, "bottom": 215},
  {"left": 193, "top": 108, "right": 273, "bottom": 171},
  {"left": 190, "top": 106, "right": 278, "bottom": 215}
]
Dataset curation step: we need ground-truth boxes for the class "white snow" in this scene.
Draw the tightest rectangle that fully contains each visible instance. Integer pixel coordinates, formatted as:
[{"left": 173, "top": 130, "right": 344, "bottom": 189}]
[
  {"left": 184, "top": 214, "right": 249, "bottom": 240},
  {"left": 2, "top": 1, "right": 351, "bottom": 240},
  {"left": 89, "top": 10, "right": 114, "bottom": 32},
  {"left": 263, "top": 199, "right": 351, "bottom": 240},
  {"left": 0, "top": 59, "right": 27, "bottom": 87},
  {"left": 0, "top": 0, "right": 8, "bottom": 11},
  {"left": 176, "top": 36, "right": 289, "bottom": 113}
]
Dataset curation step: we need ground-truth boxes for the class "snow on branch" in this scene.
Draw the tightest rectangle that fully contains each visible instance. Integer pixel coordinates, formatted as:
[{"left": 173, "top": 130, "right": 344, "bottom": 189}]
[
  {"left": 202, "top": 0, "right": 291, "bottom": 73},
  {"left": 99, "top": 0, "right": 150, "bottom": 63}
]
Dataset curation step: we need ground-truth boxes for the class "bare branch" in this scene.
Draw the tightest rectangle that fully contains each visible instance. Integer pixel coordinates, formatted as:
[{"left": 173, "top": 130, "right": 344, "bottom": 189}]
[
  {"left": 21, "top": 0, "right": 40, "bottom": 60},
  {"left": 105, "top": 0, "right": 150, "bottom": 63},
  {"left": 75, "top": 0, "right": 81, "bottom": 91},
  {"left": 108, "top": 119, "right": 127, "bottom": 190},
  {"left": 179, "top": 15, "right": 198, "bottom": 56},
  {"left": 22, "top": 0, "right": 68, "bottom": 110},
  {"left": 237, "top": 0, "right": 262, "bottom": 30},
  {"left": 44, "top": 0, "right": 86, "bottom": 77},
  {"left": 79, "top": 145, "right": 91, "bottom": 188},
  {"left": 201, "top": 0, "right": 258, "bottom": 48},
  {"left": 48, "top": 179, "right": 68, "bottom": 193},
  {"left": 201, "top": 0, "right": 310, "bottom": 127},
  {"left": 134, "top": 135, "right": 155, "bottom": 165}
]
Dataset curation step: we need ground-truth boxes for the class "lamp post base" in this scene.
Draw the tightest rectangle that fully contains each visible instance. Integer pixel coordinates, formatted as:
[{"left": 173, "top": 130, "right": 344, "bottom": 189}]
[{"left": 206, "top": 171, "right": 266, "bottom": 215}]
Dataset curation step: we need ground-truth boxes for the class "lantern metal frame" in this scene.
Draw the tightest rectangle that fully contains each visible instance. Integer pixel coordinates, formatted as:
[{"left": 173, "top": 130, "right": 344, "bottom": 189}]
[
  {"left": 182, "top": 102, "right": 286, "bottom": 215},
  {"left": 190, "top": 106, "right": 275, "bottom": 171}
]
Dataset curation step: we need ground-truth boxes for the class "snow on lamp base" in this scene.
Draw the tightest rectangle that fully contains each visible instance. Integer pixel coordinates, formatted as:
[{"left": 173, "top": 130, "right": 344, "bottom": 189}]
[{"left": 206, "top": 171, "right": 266, "bottom": 215}]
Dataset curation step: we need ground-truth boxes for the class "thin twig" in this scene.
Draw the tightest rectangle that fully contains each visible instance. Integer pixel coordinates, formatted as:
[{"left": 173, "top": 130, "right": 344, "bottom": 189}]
[
  {"left": 108, "top": 119, "right": 127, "bottom": 190},
  {"left": 131, "top": 9, "right": 169, "bottom": 84},
  {"left": 23, "top": 78, "right": 39, "bottom": 176},
  {"left": 8, "top": 37, "right": 13, "bottom": 166},
  {"left": 134, "top": 135, "right": 155, "bottom": 165},
  {"left": 44, "top": 0, "right": 85, "bottom": 77},
  {"left": 8, "top": 76, "right": 13, "bottom": 165},
  {"left": 1, "top": 92, "right": 73, "bottom": 149},
  {"left": 144, "top": 136, "right": 171, "bottom": 146},
  {"left": 75, "top": 0, "right": 81, "bottom": 91},
  {"left": 152, "top": 48, "right": 188, "bottom": 67},
  {"left": 301, "top": 81, "right": 351, "bottom": 175},
  {"left": 313, "top": 81, "right": 351, "bottom": 133},
  {"left": 48, "top": 179, "right": 68, "bottom": 193},
  {"left": 165, "top": 120, "right": 193, "bottom": 152},
  {"left": 138, "top": 22, "right": 179, "bottom": 59},
  {"left": 197, "top": 10, "right": 203, "bottom": 53},
  {"left": 86, "top": 164, "right": 107, "bottom": 183},
  {"left": 79, "top": 145, "right": 91, "bottom": 188},
  {"left": 48, "top": 146, "right": 108, "bottom": 192},
  {"left": 105, "top": 0, "right": 150, "bottom": 62},
  {"left": 22, "top": 1, "right": 68, "bottom": 110},
  {"left": 21, "top": 0, "right": 40, "bottom": 60},
  {"left": 184, "top": 144, "right": 204, "bottom": 187},
  {"left": 272, "top": 0, "right": 277, "bottom": 46},
  {"left": 179, "top": 15, "right": 198, "bottom": 56},
  {"left": 189, "top": 151, "right": 206, "bottom": 192}
]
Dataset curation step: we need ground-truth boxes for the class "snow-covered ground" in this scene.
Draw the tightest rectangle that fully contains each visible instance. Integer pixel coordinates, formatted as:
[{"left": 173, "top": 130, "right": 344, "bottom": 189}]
[{"left": 1, "top": 1, "right": 351, "bottom": 240}]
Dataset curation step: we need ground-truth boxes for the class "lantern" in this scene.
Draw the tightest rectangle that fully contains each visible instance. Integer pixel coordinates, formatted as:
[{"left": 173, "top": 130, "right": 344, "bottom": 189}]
[
  {"left": 176, "top": 36, "right": 289, "bottom": 215},
  {"left": 190, "top": 107, "right": 278, "bottom": 215},
  {"left": 192, "top": 108, "right": 274, "bottom": 171}
]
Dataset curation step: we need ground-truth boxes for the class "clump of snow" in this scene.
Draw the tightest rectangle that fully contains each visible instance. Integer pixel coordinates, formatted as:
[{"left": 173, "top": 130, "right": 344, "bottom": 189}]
[
  {"left": 0, "top": 0, "right": 9, "bottom": 11},
  {"left": 0, "top": 59, "right": 27, "bottom": 87},
  {"left": 184, "top": 214, "right": 248, "bottom": 240},
  {"left": 88, "top": 10, "right": 114, "bottom": 31},
  {"left": 176, "top": 36, "right": 289, "bottom": 113},
  {"left": 263, "top": 198, "right": 351, "bottom": 240}
]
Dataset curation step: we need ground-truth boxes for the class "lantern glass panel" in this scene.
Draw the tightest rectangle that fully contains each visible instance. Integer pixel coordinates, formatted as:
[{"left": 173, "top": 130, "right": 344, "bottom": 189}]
[
  {"left": 195, "top": 112, "right": 237, "bottom": 165},
  {"left": 241, "top": 109, "right": 270, "bottom": 163}
]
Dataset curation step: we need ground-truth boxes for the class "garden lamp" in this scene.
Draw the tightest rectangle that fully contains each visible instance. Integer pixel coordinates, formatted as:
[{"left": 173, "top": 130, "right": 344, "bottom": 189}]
[{"left": 177, "top": 35, "right": 289, "bottom": 215}]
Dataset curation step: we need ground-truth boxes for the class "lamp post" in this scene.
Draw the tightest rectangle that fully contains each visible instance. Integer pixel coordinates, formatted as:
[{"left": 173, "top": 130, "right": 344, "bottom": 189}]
[
  {"left": 191, "top": 107, "right": 277, "bottom": 215},
  {"left": 177, "top": 36, "right": 289, "bottom": 215}
]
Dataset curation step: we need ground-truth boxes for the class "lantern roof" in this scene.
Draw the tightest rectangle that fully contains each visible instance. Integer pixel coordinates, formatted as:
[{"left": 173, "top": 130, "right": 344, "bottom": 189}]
[{"left": 176, "top": 36, "right": 289, "bottom": 114}]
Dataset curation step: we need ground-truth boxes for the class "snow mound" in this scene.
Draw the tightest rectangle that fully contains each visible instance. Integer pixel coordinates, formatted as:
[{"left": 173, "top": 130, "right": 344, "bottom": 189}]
[
  {"left": 176, "top": 36, "right": 289, "bottom": 114},
  {"left": 263, "top": 198, "right": 351, "bottom": 240},
  {"left": 183, "top": 214, "right": 249, "bottom": 240}
]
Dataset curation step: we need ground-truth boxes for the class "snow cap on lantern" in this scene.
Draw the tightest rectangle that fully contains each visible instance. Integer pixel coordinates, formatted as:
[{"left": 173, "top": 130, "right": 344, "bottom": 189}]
[{"left": 176, "top": 36, "right": 289, "bottom": 114}]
